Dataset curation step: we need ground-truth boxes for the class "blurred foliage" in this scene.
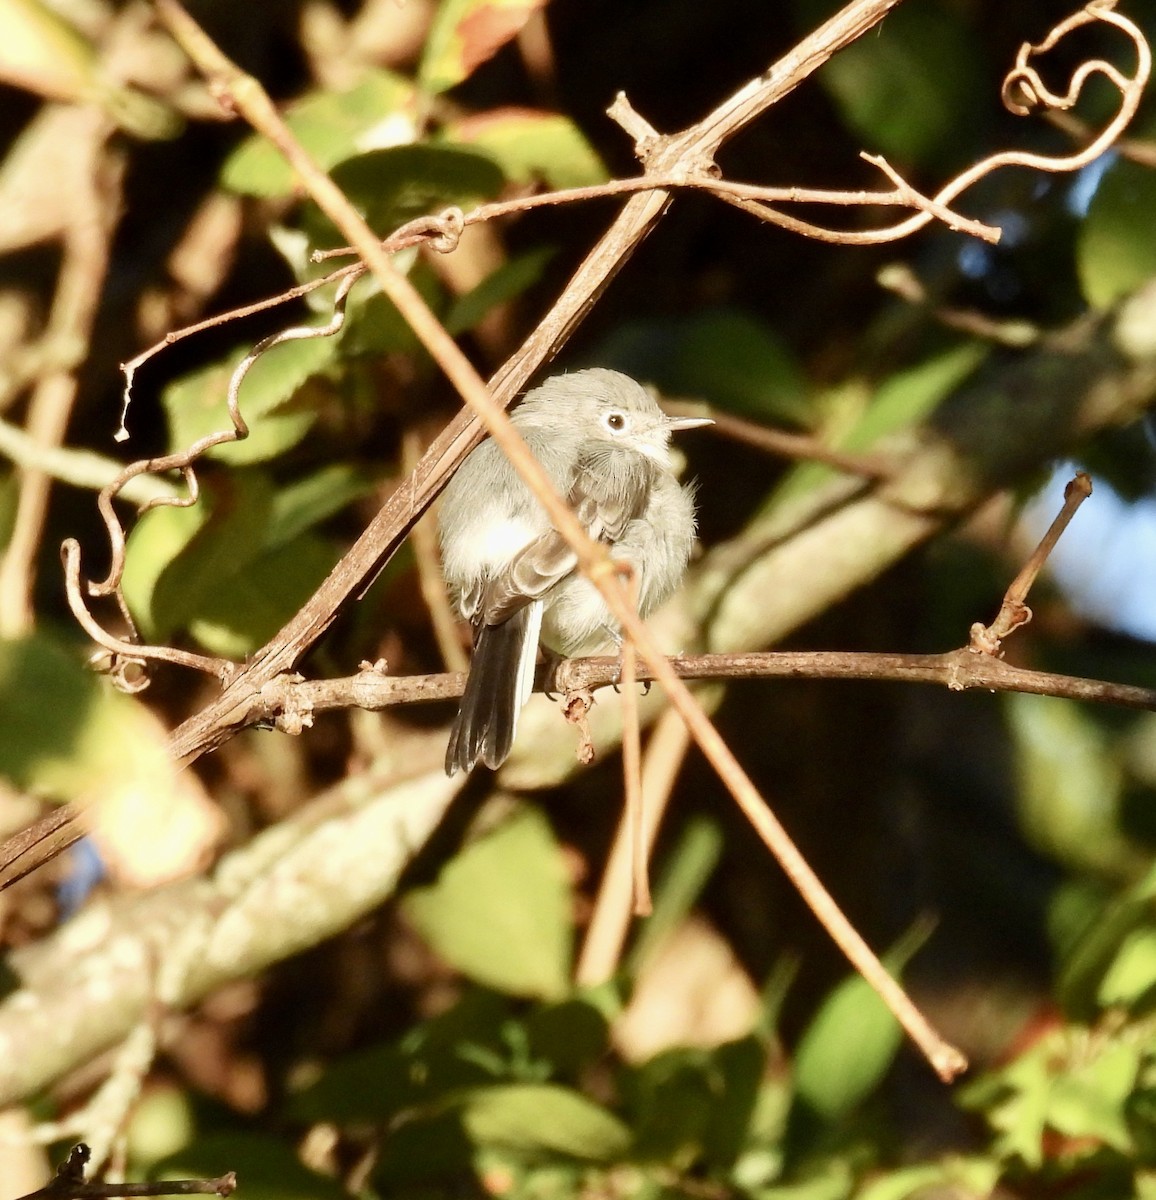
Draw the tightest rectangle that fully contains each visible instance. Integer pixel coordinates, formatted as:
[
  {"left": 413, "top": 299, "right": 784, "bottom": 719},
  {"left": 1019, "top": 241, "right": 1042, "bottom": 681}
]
[{"left": 1, "top": 0, "right": 1156, "bottom": 1198}]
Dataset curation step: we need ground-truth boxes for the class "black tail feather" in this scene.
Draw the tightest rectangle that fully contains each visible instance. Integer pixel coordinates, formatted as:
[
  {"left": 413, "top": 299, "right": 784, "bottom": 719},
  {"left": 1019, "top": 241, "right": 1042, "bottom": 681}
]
[{"left": 445, "top": 609, "right": 535, "bottom": 775}]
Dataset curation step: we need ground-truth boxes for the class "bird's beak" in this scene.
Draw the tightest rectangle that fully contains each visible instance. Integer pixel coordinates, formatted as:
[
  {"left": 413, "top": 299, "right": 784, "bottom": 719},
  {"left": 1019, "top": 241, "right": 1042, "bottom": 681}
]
[{"left": 665, "top": 414, "right": 714, "bottom": 431}]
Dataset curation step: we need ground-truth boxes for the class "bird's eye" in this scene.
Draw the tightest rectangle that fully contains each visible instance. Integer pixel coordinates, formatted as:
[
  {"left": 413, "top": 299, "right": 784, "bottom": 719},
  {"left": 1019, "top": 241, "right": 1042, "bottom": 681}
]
[{"left": 605, "top": 411, "right": 626, "bottom": 432}]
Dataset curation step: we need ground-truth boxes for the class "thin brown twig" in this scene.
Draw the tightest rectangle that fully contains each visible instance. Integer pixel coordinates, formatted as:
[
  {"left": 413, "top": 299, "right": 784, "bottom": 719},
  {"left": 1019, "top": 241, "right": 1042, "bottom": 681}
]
[
  {"left": 1046, "top": 107, "right": 1156, "bottom": 169},
  {"left": 877, "top": 263, "right": 1040, "bottom": 348},
  {"left": 970, "top": 471, "right": 1093, "bottom": 654},
  {"left": 118, "top": 260, "right": 364, "bottom": 427},
  {"left": 617, "top": 566, "right": 649, "bottom": 917},
  {"left": 401, "top": 429, "right": 469, "bottom": 673},
  {"left": 14, "top": 1144, "right": 235, "bottom": 1200},
  {"left": 0, "top": 125, "right": 122, "bottom": 636},
  {"left": 663, "top": 401, "right": 896, "bottom": 479},
  {"left": 577, "top": 707, "right": 692, "bottom": 986}
]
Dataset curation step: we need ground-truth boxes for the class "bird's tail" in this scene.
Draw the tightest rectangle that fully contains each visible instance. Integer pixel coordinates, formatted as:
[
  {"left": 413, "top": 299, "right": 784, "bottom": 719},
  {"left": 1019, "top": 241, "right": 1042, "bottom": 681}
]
[{"left": 445, "top": 600, "right": 543, "bottom": 775}]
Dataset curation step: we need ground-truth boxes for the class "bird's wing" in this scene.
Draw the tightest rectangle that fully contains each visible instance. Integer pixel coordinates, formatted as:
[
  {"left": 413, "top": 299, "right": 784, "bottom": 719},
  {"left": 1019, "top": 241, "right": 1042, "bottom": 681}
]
[{"left": 478, "top": 483, "right": 637, "bottom": 627}]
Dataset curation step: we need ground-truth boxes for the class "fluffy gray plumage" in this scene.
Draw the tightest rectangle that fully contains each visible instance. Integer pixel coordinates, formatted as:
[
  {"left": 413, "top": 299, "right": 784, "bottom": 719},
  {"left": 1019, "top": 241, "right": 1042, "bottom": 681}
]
[{"left": 439, "top": 368, "right": 708, "bottom": 775}]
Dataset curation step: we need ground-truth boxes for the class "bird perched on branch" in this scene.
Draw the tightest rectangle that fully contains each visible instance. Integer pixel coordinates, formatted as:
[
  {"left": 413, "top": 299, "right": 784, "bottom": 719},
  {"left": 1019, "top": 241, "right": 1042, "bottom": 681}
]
[{"left": 439, "top": 368, "right": 710, "bottom": 775}]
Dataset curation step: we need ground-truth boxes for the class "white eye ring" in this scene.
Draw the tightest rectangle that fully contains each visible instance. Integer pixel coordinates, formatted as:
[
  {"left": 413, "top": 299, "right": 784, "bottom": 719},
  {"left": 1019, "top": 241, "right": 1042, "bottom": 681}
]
[{"left": 604, "top": 411, "right": 627, "bottom": 433}]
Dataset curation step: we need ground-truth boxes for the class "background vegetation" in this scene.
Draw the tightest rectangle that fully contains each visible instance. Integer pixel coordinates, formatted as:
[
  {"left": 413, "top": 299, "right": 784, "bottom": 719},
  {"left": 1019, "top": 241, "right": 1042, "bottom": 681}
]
[{"left": 2, "top": 0, "right": 1156, "bottom": 1197}]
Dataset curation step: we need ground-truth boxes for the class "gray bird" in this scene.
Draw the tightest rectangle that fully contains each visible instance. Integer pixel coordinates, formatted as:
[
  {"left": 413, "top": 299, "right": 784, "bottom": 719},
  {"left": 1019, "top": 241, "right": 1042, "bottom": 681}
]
[{"left": 439, "top": 368, "right": 710, "bottom": 775}]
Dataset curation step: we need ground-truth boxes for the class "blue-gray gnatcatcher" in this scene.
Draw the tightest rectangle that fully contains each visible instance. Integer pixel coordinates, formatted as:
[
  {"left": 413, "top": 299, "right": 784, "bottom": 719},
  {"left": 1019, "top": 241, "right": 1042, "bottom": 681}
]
[{"left": 439, "top": 368, "right": 711, "bottom": 775}]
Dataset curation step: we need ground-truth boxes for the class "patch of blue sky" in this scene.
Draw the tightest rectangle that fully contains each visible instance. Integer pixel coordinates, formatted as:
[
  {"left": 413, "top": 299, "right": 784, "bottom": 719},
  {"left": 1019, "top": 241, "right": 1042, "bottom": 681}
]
[{"left": 1019, "top": 462, "right": 1156, "bottom": 644}]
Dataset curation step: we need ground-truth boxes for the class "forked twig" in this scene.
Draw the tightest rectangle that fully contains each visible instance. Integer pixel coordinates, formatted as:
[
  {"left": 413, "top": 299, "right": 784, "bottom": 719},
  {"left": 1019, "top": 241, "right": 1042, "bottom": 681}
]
[{"left": 970, "top": 471, "right": 1094, "bottom": 655}]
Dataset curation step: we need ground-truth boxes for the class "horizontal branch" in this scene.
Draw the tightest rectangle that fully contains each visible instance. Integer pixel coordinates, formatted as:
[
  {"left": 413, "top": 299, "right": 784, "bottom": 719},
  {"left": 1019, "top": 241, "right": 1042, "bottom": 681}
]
[{"left": 241, "top": 649, "right": 1156, "bottom": 736}]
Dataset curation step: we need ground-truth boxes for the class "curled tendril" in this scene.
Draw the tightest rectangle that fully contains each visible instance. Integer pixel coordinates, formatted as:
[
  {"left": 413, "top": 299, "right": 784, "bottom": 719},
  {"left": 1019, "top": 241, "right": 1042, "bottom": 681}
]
[{"left": 70, "top": 272, "right": 361, "bottom": 684}]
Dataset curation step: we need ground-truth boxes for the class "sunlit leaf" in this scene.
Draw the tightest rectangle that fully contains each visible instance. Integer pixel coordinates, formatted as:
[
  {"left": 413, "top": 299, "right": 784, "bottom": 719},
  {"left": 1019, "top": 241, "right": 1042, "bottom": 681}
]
[
  {"left": 420, "top": 0, "right": 547, "bottom": 94},
  {"left": 445, "top": 108, "right": 608, "bottom": 188},
  {"left": 460, "top": 1083, "right": 631, "bottom": 1160},
  {"left": 793, "top": 923, "right": 931, "bottom": 1120},
  {"left": 221, "top": 70, "right": 417, "bottom": 197},
  {"left": 0, "top": 0, "right": 177, "bottom": 135},
  {"left": 1098, "top": 926, "right": 1156, "bottom": 1009},
  {"left": 1078, "top": 157, "right": 1156, "bottom": 309},
  {"left": 1047, "top": 1039, "right": 1139, "bottom": 1153},
  {"left": 124, "top": 473, "right": 274, "bottom": 641},
  {"left": 0, "top": 634, "right": 221, "bottom": 882},
  {"left": 844, "top": 341, "right": 987, "bottom": 451},
  {"left": 403, "top": 805, "right": 573, "bottom": 999},
  {"left": 162, "top": 334, "right": 337, "bottom": 466}
]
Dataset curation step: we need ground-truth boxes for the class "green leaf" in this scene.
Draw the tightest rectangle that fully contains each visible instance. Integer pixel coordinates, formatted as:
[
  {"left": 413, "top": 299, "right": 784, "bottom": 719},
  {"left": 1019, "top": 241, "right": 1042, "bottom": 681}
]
[
  {"left": 1077, "top": 157, "right": 1156, "bottom": 309},
  {"left": 162, "top": 334, "right": 338, "bottom": 466},
  {"left": 375, "top": 1112, "right": 474, "bottom": 1184},
  {"left": 0, "top": 632, "right": 99, "bottom": 793},
  {"left": 792, "top": 972, "right": 903, "bottom": 1122},
  {"left": 961, "top": 1036, "right": 1053, "bottom": 1167},
  {"left": 793, "top": 922, "right": 931, "bottom": 1120},
  {"left": 673, "top": 309, "right": 809, "bottom": 425},
  {"left": 420, "top": 0, "right": 547, "bottom": 94},
  {"left": 802, "top": 1, "right": 983, "bottom": 165},
  {"left": 121, "top": 501, "right": 210, "bottom": 641},
  {"left": 445, "top": 109, "right": 608, "bottom": 188},
  {"left": 750, "top": 1159, "right": 854, "bottom": 1200},
  {"left": 845, "top": 341, "right": 987, "bottom": 451},
  {"left": 188, "top": 532, "right": 342, "bottom": 658},
  {"left": 628, "top": 1047, "right": 716, "bottom": 1162},
  {"left": 523, "top": 996, "right": 611, "bottom": 1075},
  {"left": 121, "top": 469, "right": 346, "bottom": 655},
  {"left": 265, "top": 464, "right": 374, "bottom": 549},
  {"left": 289, "top": 992, "right": 511, "bottom": 1124},
  {"left": 309, "top": 145, "right": 504, "bottom": 247},
  {"left": 1008, "top": 694, "right": 1139, "bottom": 876},
  {"left": 702, "top": 1036, "right": 768, "bottom": 1169},
  {"left": 1098, "top": 926, "right": 1156, "bottom": 1009},
  {"left": 124, "top": 473, "right": 274, "bottom": 641},
  {"left": 444, "top": 247, "right": 555, "bottom": 335},
  {"left": 854, "top": 1158, "right": 1001, "bottom": 1200},
  {"left": 154, "top": 1134, "right": 345, "bottom": 1200},
  {"left": 1047, "top": 1039, "right": 1140, "bottom": 1153},
  {"left": 339, "top": 262, "right": 446, "bottom": 357},
  {"left": 221, "top": 70, "right": 416, "bottom": 197},
  {"left": 403, "top": 805, "right": 573, "bottom": 999},
  {"left": 460, "top": 1083, "right": 631, "bottom": 1161}
]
